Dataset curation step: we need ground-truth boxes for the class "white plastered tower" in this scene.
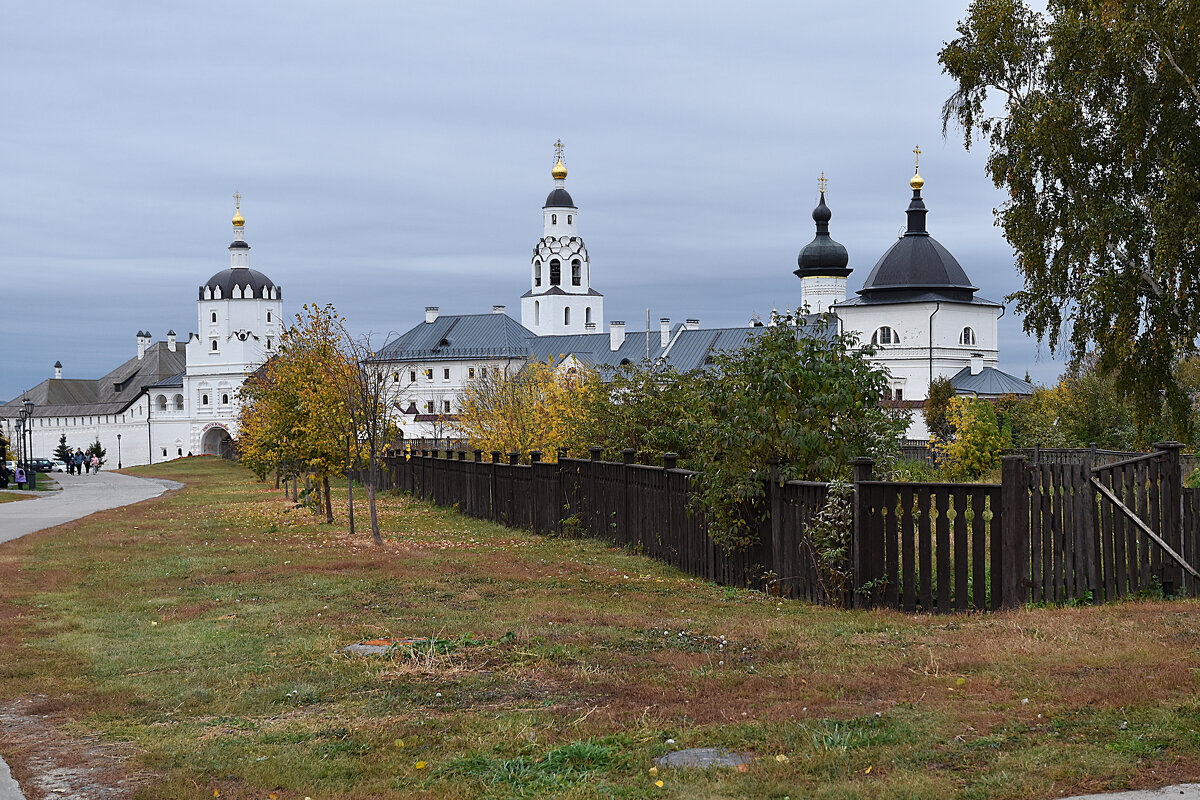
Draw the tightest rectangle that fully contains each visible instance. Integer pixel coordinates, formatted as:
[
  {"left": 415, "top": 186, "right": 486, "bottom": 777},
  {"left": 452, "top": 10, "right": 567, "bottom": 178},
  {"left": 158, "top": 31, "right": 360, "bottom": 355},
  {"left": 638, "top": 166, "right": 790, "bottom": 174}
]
[
  {"left": 183, "top": 198, "right": 283, "bottom": 454},
  {"left": 520, "top": 141, "right": 604, "bottom": 336}
]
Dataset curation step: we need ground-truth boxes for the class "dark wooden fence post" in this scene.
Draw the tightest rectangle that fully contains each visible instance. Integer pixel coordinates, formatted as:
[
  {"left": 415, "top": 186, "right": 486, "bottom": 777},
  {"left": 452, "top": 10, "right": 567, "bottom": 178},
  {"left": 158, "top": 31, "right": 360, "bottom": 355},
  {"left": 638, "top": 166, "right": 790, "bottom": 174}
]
[
  {"left": 999, "top": 454, "right": 1028, "bottom": 609},
  {"left": 457, "top": 450, "right": 466, "bottom": 460},
  {"left": 508, "top": 452, "right": 520, "bottom": 466},
  {"left": 663, "top": 453, "right": 678, "bottom": 470},
  {"left": 530, "top": 451, "right": 542, "bottom": 463},
  {"left": 589, "top": 446, "right": 602, "bottom": 461},
  {"left": 474, "top": 450, "right": 483, "bottom": 462},
  {"left": 767, "top": 458, "right": 784, "bottom": 597},
  {"left": 851, "top": 457, "right": 879, "bottom": 608},
  {"left": 490, "top": 451, "right": 502, "bottom": 522},
  {"left": 621, "top": 448, "right": 635, "bottom": 543},
  {"left": 1154, "top": 441, "right": 1184, "bottom": 596},
  {"left": 1081, "top": 444, "right": 1099, "bottom": 602}
]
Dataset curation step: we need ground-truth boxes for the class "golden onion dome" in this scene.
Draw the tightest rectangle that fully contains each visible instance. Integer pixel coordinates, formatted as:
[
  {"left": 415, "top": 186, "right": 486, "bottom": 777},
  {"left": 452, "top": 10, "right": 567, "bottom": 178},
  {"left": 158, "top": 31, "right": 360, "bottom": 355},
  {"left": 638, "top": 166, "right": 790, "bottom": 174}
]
[
  {"left": 910, "top": 171, "right": 925, "bottom": 191},
  {"left": 232, "top": 207, "right": 245, "bottom": 227},
  {"left": 551, "top": 157, "right": 568, "bottom": 180}
]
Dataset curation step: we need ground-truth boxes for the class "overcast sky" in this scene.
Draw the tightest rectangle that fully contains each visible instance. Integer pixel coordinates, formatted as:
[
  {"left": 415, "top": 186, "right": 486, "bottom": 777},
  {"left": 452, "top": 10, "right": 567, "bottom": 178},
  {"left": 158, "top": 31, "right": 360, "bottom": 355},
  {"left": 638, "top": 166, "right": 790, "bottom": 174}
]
[{"left": 0, "top": 1, "right": 1066, "bottom": 401}]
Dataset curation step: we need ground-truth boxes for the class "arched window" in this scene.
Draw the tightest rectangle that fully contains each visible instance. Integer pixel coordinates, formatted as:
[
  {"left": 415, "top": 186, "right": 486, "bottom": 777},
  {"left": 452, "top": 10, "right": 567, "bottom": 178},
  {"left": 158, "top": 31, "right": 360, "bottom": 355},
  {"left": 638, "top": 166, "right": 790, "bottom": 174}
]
[
  {"left": 959, "top": 326, "right": 976, "bottom": 345},
  {"left": 266, "top": 338, "right": 272, "bottom": 349},
  {"left": 202, "top": 394, "right": 209, "bottom": 405},
  {"left": 571, "top": 259, "right": 581, "bottom": 286},
  {"left": 211, "top": 311, "right": 217, "bottom": 323},
  {"left": 534, "top": 301, "right": 540, "bottom": 326},
  {"left": 585, "top": 307, "right": 593, "bottom": 325},
  {"left": 564, "top": 307, "right": 571, "bottom": 326},
  {"left": 549, "top": 259, "right": 561, "bottom": 286},
  {"left": 534, "top": 260, "right": 542, "bottom": 287},
  {"left": 174, "top": 394, "right": 184, "bottom": 410},
  {"left": 871, "top": 326, "right": 899, "bottom": 346},
  {"left": 156, "top": 395, "right": 167, "bottom": 411},
  {"left": 266, "top": 311, "right": 272, "bottom": 323},
  {"left": 221, "top": 394, "right": 229, "bottom": 404},
  {"left": 552, "top": 213, "right": 557, "bottom": 224},
  {"left": 567, "top": 214, "right": 572, "bottom": 224},
  {"left": 211, "top": 340, "right": 218, "bottom": 351}
]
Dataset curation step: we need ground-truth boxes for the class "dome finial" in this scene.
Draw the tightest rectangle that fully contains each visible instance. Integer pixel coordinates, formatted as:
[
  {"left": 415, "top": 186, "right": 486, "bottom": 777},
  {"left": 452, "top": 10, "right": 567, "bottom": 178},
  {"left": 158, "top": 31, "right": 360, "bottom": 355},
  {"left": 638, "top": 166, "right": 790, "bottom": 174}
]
[
  {"left": 551, "top": 138, "right": 568, "bottom": 180},
  {"left": 818, "top": 171, "right": 828, "bottom": 194},
  {"left": 910, "top": 145, "right": 924, "bottom": 190},
  {"left": 232, "top": 191, "right": 245, "bottom": 227}
]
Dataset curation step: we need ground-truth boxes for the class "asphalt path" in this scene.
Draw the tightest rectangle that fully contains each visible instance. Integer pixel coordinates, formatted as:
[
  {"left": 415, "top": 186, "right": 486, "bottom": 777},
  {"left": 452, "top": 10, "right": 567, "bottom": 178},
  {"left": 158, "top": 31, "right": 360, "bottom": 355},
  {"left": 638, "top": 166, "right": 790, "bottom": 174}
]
[
  {"left": 0, "top": 470, "right": 180, "bottom": 545},
  {"left": 0, "top": 469, "right": 181, "bottom": 800}
]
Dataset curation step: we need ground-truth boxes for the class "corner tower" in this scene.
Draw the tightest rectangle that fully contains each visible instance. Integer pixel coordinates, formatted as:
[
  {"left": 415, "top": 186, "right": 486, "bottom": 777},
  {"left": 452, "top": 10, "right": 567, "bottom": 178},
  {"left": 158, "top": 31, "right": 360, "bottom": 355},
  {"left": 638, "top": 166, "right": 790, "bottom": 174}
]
[
  {"left": 795, "top": 173, "right": 852, "bottom": 314},
  {"left": 520, "top": 140, "right": 604, "bottom": 336}
]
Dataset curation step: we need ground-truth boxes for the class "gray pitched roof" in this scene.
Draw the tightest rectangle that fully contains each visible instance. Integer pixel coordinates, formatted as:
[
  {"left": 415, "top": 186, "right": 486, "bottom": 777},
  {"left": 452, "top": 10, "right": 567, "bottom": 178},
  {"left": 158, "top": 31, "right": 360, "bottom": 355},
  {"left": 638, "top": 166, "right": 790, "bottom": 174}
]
[
  {"left": 1, "top": 341, "right": 188, "bottom": 418},
  {"left": 372, "top": 313, "right": 534, "bottom": 363},
  {"left": 950, "top": 365, "right": 1033, "bottom": 396}
]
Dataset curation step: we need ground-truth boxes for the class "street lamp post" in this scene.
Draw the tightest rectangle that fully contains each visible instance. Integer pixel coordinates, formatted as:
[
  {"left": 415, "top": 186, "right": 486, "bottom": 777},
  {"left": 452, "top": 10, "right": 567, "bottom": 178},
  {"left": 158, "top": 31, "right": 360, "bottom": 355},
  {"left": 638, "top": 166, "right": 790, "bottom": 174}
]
[
  {"left": 20, "top": 398, "right": 34, "bottom": 467},
  {"left": 117, "top": 433, "right": 122, "bottom": 469}
]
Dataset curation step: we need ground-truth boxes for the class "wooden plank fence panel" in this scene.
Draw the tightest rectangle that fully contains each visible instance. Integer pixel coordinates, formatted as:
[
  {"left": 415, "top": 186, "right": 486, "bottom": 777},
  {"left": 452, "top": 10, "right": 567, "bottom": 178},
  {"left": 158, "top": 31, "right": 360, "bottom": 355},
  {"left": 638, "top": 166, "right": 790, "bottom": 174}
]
[
  {"left": 954, "top": 487, "right": 968, "bottom": 612},
  {"left": 919, "top": 490, "right": 932, "bottom": 612},
  {"left": 884, "top": 484, "right": 899, "bottom": 608},
  {"left": 970, "top": 487, "right": 986, "bottom": 610},
  {"left": 900, "top": 485, "right": 916, "bottom": 613}
]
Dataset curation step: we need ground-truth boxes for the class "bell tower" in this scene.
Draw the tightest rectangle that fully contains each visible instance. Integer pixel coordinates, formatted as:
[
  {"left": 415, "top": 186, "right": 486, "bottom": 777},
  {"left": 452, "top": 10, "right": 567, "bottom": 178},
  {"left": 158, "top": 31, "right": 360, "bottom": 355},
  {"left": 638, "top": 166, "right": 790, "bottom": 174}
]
[{"left": 520, "top": 140, "right": 604, "bottom": 336}]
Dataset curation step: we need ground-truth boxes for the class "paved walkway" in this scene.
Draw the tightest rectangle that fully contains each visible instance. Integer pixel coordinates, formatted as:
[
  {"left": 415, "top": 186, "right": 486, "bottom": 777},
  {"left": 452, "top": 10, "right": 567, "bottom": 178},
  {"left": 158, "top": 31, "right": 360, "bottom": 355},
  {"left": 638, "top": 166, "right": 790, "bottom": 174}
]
[
  {"left": 0, "top": 470, "right": 181, "bottom": 800},
  {"left": 0, "top": 471, "right": 181, "bottom": 545}
]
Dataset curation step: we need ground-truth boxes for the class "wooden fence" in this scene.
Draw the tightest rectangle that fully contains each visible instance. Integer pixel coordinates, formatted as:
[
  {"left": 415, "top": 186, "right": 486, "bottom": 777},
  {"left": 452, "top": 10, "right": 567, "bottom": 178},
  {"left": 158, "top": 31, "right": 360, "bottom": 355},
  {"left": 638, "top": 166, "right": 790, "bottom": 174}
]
[{"left": 381, "top": 441, "right": 1200, "bottom": 613}]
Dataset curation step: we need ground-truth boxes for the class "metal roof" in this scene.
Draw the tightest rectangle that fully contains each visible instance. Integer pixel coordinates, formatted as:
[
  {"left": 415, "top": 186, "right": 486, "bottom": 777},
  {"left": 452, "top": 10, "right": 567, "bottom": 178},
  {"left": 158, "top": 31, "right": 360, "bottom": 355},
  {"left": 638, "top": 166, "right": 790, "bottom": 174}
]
[
  {"left": 372, "top": 313, "right": 535, "bottom": 363},
  {"left": 950, "top": 366, "right": 1033, "bottom": 396},
  {"left": 1, "top": 341, "right": 188, "bottom": 418}
]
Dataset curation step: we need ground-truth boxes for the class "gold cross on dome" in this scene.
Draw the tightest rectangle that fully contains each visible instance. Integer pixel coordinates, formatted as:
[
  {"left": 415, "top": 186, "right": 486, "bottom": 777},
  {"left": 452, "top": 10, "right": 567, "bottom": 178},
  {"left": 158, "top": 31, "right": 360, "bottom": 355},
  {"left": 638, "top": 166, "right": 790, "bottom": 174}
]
[
  {"left": 818, "top": 172, "right": 827, "bottom": 193},
  {"left": 233, "top": 191, "right": 241, "bottom": 209},
  {"left": 554, "top": 139, "right": 564, "bottom": 161},
  {"left": 913, "top": 145, "right": 922, "bottom": 172}
]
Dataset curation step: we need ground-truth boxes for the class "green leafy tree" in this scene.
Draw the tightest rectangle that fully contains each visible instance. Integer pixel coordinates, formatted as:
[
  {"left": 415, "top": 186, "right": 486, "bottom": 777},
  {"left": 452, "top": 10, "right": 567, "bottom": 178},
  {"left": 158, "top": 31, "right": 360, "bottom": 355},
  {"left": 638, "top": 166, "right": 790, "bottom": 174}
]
[
  {"left": 579, "top": 362, "right": 713, "bottom": 464},
  {"left": 923, "top": 376, "right": 955, "bottom": 444},
  {"left": 939, "top": 397, "right": 1004, "bottom": 481},
  {"left": 53, "top": 434, "right": 71, "bottom": 463},
  {"left": 940, "top": 0, "right": 1200, "bottom": 440},
  {"left": 691, "top": 319, "right": 908, "bottom": 549}
]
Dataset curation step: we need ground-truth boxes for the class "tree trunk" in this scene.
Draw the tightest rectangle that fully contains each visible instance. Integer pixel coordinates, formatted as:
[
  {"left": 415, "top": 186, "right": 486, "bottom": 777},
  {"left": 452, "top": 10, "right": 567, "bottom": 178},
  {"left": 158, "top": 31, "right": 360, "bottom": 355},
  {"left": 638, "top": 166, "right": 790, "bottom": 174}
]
[
  {"left": 367, "top": 483, "right": 382, "bottom": 546},
  {"left": 323, "top": 475, "right": 333, "bottom": 523},
  {"left": 275, "top": 470, "right": 280, "bottom": 491},
  {"left": 347, "top": 472, "right": 356, "bottom": 536}
]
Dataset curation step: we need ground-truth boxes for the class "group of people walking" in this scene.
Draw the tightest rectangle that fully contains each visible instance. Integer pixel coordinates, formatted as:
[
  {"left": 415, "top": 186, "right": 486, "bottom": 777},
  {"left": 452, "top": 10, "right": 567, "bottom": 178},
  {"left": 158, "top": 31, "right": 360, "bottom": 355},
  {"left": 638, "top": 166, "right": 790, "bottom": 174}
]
[{"left": 67, "top": 448, "right": 99, "bottom": 475}]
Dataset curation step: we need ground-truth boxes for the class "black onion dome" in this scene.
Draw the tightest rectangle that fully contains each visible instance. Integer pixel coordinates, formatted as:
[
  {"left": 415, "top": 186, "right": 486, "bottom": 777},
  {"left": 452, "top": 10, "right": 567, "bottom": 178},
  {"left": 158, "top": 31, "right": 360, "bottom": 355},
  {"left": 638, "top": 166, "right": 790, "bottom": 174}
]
[
  {"left": 795, "top": 192, "right": 851, "bottom": 279},
  {"left": 199, "top": 268, "right": 280, "bottom": 300},
  {"left": 543, "top": 188, "right": 576, "bottom": 208},
  {"left": 857, "top": 185, "right": 976, "bottom": 302}
]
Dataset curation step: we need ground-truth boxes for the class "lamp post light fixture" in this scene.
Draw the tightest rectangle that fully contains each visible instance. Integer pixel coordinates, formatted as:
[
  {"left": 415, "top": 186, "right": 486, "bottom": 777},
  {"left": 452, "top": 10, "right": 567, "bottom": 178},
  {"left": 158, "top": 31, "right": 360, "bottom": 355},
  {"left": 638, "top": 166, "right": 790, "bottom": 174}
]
[
  {"left": 20, "top": 398, "right": 34, "bottom": 468},
  {"left": 117, "top": 433, "right": 122, "bottom": 469}
]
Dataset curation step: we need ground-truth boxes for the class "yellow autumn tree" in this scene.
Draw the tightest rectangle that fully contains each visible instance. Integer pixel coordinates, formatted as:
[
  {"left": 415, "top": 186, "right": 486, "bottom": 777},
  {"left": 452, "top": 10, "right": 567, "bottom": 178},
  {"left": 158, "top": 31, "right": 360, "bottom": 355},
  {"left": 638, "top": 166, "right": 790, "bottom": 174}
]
[
  {"left": 237, "top": 304, "right": 354, "bottom": 522},
  {"left": 454, "top": 359, "right": 600, "bottom": 459}
]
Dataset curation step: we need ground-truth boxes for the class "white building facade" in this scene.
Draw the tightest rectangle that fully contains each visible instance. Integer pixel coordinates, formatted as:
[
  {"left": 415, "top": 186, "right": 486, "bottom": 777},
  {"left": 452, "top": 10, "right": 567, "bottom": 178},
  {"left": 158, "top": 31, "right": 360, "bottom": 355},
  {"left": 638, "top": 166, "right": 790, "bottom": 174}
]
[{"left": 1, "top": 202, "right": 281, "bottom": 466}]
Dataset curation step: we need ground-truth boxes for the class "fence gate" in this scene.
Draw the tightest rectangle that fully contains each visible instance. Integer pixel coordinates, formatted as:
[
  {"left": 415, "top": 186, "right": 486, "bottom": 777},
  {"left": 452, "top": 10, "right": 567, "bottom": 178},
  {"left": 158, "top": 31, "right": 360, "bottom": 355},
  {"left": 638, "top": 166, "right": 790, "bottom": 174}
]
[{"left": 1089, "top": 444, "right": 1196, "bottom": 599}]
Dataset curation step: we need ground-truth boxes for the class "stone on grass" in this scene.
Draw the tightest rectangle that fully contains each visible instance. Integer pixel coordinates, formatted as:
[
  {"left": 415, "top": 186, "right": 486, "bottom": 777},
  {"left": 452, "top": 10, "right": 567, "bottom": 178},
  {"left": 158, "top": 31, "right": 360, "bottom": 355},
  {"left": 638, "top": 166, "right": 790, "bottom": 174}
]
[{"left": 655, "top": 748, "right": 755, "bottom": 769}]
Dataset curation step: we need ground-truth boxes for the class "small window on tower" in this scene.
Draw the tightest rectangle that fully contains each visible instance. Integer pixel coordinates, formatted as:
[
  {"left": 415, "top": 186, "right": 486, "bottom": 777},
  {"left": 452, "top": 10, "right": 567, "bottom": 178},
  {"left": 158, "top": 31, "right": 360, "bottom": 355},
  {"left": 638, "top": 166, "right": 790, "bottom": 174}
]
[
  {"left": 564, "top": 307, "right": 571, "bottom": 326},
  {"left": 535, "top": 260, "right": 542, "bottom": 287},
  {"left": 959, "top": 326, "right": 976, "bottom": 346},
  {"left": 571, "top": 259, "right": 581, "bottom": 286},
  {"left": 202, "top": 394, "right": 209, "bottom": 405},
  {"left": 550, "top": 259, "right": 561, "bottom": 286},
  {"left": 266, "top": 338, "right": 272, "bottom": 349},
  {"left": 211, "top": 311, "right": 217, "bottom": 323},
  {"left": 568, "top": 215, "right": 572, "bottom": 224},
  {"left": 221, "top": 394, "right": 229, "bottom": 404},
  {"left": 552, "top": 214, "right": 558, "bottom": 224},
  {"left": 211, "top": 340, "right": 218, "bottom": 351},
  {"left": 266, "top": 311, "right": 272, "bottom": 322}
]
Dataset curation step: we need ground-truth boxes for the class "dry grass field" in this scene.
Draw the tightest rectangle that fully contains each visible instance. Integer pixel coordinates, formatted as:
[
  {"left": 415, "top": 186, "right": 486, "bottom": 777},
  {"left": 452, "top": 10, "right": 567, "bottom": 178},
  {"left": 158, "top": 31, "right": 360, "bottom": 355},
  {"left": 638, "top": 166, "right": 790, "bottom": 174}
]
[{"left": 0, "top": 457, "right": 1197, "bottom": 799}]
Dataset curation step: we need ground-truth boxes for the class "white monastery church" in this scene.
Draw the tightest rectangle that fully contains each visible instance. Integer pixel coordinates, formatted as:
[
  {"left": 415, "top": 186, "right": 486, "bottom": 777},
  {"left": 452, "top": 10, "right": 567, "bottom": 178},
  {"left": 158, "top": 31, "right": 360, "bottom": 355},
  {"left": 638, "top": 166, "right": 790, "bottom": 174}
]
[
  {"left": 0, "top": 199, "right": 281, "bottom": 466},
  {"left": 2, "top": 144, "right": 1031, "bottom": 464},
  {"left": 376, "top": 145, "right": 1031, "bottom": 441}
]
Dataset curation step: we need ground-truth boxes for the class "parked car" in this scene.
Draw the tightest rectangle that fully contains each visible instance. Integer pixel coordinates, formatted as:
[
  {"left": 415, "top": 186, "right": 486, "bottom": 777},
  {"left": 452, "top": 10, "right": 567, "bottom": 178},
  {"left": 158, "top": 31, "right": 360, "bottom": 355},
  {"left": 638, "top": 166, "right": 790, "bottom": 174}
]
[
  {"left": 53, "top": 460, "right": 69, "bottom": 472},
  {"left": 29, "top": 458, "right": 59, "bottom": 472}
]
